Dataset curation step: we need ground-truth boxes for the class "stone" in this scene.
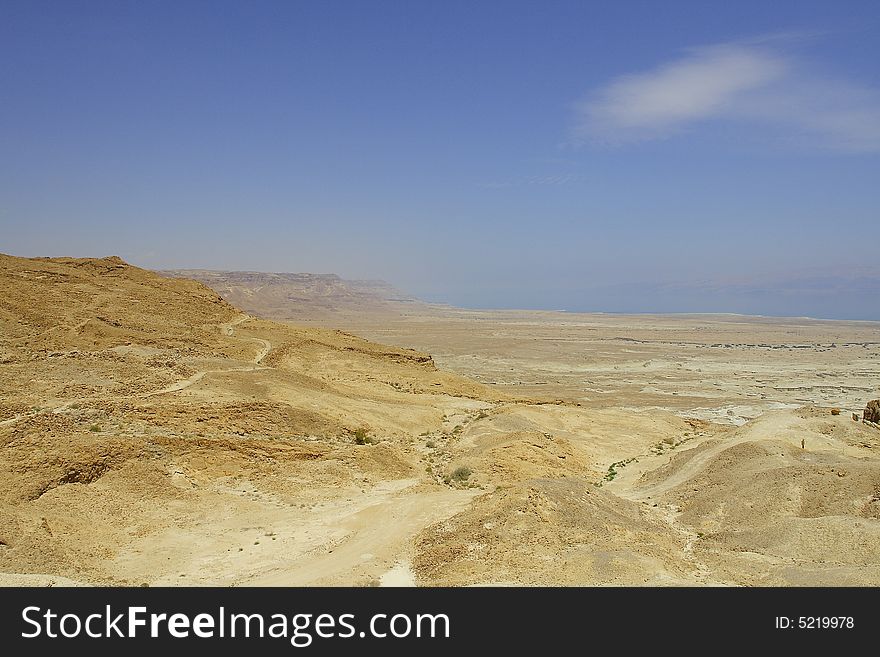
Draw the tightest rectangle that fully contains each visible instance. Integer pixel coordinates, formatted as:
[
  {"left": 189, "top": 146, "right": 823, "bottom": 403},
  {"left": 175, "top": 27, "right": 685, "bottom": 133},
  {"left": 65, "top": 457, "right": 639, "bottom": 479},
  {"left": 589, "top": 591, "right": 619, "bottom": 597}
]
[{"left": 865, "top": 400, "right": 880, "bottom": 424}]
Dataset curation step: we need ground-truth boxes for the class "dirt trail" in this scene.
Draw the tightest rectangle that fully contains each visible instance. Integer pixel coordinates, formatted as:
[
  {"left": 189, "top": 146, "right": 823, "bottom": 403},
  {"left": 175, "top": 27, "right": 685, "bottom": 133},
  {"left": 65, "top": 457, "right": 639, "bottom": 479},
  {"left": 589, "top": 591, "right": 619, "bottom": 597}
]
[
  {"left": 246, "top": 480, "right": 479, "bottom": 586},
  {"left": 250, "top": 337, "right": 271, "bottom": 364},
  {"left": 599, "top": 418, "right": 798, "bottom": 586},
  {"left": 142, "top": 314, "right": 271, "bottom": 397},
  {"left": 108, "top": 479, "right": 479, "bottom": 587},
  {"left": 222, "top": 314, "right": 249, "bottom": 336},
  {"left": 221, "top": 314, "right": 271, "bottom": 363},
  {"left": 607, "top": 413, "right": 797, "bottom": 502}
]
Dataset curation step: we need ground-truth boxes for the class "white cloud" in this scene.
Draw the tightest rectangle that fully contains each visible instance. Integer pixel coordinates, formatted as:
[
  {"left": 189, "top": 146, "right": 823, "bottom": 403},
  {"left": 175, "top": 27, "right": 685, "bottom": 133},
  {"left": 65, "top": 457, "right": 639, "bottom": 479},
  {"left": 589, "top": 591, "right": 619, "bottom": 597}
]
[{"left": 573, "top": 41, "right": 880, "bottom": 153}]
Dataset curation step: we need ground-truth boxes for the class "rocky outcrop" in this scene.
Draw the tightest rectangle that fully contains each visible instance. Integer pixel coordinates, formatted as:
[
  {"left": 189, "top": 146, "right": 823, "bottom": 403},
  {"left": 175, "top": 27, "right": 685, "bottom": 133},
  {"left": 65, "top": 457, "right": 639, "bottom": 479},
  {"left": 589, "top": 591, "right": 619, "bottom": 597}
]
[{"left": 864, "top": 400, "right": 880, "bottom": 424}]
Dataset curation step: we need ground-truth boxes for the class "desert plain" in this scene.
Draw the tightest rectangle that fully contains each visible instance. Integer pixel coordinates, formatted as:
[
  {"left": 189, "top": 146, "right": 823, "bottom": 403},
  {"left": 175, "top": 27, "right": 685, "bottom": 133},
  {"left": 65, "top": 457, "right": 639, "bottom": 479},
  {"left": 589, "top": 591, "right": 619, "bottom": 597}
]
[{"left": 2, "top": 256, "right": 879, "bottom": 586}]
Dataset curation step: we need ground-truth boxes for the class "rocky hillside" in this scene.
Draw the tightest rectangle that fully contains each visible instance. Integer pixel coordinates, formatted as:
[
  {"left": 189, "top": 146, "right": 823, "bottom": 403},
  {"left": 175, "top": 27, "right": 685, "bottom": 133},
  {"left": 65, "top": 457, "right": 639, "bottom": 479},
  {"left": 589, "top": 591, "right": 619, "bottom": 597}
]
[{"left": 0, "top": 254, "right": 502, "bottom": 585}]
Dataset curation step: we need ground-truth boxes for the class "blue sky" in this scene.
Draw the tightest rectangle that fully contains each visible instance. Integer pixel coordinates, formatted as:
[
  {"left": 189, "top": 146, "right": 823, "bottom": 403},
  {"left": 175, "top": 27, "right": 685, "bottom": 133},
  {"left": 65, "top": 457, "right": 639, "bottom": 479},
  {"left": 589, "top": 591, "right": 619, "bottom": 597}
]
[{"left": 2, "top": 1, "right": 879, "bottom": 319}]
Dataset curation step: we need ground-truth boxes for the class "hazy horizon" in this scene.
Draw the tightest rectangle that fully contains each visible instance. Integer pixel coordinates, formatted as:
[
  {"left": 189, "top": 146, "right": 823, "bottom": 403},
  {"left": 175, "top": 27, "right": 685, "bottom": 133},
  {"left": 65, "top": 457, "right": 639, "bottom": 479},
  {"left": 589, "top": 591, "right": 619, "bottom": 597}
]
[
  {"left": 2, "top": 1, "right": 879, "bottom": 320},
  {"left": 4, "top": 248, "right": 880, "bottom": 322}
]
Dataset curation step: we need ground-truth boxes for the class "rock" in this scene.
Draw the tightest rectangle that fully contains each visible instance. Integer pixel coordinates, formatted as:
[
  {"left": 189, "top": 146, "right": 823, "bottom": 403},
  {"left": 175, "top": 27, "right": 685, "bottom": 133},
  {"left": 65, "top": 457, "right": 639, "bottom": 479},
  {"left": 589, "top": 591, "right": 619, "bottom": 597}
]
[
  {"left": 830, "top": 408, "right": 840, "bottom": 416},
  {"left": 853, "top": 413, "right": 859, "bottom": 422},
  {"left": 865, "top": 400, "right": 880, "bottom": 424}
]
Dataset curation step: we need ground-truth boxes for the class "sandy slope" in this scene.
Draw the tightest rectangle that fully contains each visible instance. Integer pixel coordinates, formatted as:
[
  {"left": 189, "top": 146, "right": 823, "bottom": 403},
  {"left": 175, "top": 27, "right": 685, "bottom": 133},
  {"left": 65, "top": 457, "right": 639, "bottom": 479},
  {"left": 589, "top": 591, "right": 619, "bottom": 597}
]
[{"left": 0, "top": 254, "right": 500, "bottom": 585}]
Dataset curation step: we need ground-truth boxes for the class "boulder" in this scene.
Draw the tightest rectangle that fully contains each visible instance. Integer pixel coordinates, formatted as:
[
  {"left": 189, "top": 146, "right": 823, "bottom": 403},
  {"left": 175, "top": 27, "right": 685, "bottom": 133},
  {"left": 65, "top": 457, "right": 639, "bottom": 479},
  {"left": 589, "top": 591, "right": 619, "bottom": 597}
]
[{"left": 865, "top": 400, "right": 880, "bottom": 424}]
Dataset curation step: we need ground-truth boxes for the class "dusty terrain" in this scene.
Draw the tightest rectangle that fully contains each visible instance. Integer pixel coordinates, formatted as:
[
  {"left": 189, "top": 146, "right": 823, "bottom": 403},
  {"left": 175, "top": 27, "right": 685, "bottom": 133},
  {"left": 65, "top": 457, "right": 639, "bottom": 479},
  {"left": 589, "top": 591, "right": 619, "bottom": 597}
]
[
  {"left": 2, "top": 256, "right": 879, "bottom": 586},
  {"left": 339, "top": 309, "right": 880, "bottom": 423}
]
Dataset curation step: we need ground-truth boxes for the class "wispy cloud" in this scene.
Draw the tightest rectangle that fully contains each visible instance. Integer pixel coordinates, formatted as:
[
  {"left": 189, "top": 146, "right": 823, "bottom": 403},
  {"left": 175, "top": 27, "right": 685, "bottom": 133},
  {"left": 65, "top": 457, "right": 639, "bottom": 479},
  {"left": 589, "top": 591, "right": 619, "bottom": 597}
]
[{"left": 573, "top": 39, "right": 880, "bottom": 153}]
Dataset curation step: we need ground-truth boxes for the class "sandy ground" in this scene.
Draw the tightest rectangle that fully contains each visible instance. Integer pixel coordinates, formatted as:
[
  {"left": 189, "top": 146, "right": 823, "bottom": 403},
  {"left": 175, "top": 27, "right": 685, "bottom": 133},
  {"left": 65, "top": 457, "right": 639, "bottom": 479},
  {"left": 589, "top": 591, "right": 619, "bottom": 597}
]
[
  {"left": 335, "top": 308, "right": 880, "bottom": 425},
  {"left": 2, "top": 255, "right": 879, "bottom": 587}
]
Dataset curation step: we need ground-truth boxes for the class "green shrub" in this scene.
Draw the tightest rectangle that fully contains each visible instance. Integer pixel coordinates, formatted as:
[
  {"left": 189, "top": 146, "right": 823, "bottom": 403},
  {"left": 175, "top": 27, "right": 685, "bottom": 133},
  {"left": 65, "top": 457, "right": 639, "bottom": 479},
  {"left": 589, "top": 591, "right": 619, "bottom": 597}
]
[
  {"left": 88, "top": 424, "right": 101, "bottom": 433},
  {"left": 604, "top": 457, "right": 636, "bottom": 482},
  {"left": 451, "top": 466, "right": 472, "bottom": 482}
]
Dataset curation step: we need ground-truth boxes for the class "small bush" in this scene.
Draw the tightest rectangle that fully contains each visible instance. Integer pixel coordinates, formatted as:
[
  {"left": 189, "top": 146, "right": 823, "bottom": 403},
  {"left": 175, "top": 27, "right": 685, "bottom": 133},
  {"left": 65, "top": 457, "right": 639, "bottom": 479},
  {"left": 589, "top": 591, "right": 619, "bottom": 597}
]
[
  {"left": 353, "top": 428, "right": 370, "bottom": 445},
  {"left": 604, "top": 457, "right": 636, "bottom": 482},
  {"left": 88, "top": 424, "right": 101, "bottom": 433},
  {"left": 451, "top": 466, "right": 472, "bottom": 482},
  {"left": 425, "top": 440, "right": 436, "bottom": 448}
]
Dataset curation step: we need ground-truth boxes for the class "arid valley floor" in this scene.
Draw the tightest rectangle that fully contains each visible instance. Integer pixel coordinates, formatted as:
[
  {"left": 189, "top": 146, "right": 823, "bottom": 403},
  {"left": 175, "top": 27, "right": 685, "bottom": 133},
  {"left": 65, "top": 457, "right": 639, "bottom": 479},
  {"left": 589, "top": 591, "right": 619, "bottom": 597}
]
[{"left": 2, "top": 256, "right": 879, "bottom": 586}]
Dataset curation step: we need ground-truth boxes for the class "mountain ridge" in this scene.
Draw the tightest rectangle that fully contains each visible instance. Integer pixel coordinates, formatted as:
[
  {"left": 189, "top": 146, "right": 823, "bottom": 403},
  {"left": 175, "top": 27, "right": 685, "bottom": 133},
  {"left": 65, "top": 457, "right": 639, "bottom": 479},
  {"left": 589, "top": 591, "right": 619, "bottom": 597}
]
[{"left": 160, "top": 268, "right": 425, "bottom": 322}]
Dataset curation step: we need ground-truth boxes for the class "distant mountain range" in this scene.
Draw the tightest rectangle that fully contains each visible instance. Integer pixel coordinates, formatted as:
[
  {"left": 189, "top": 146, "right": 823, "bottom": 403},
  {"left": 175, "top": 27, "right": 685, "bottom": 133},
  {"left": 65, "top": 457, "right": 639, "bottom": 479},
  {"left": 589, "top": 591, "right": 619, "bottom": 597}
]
[{"left": 160, "top": 270, "right": 426, "bottom": 322}]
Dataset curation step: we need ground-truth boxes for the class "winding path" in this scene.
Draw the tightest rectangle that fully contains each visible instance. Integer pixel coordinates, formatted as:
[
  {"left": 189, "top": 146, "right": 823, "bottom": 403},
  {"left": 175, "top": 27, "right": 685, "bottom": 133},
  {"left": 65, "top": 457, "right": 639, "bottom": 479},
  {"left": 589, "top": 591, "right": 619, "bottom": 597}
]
[
  {"left": 246, "top": 479, "right": 478, "bottom": 586},
  {"left": 142, "top": 314, "right": 272, "bottom": 398},
  {"left": 619, "top": 413, "right": 795, "bottom": 501}
]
